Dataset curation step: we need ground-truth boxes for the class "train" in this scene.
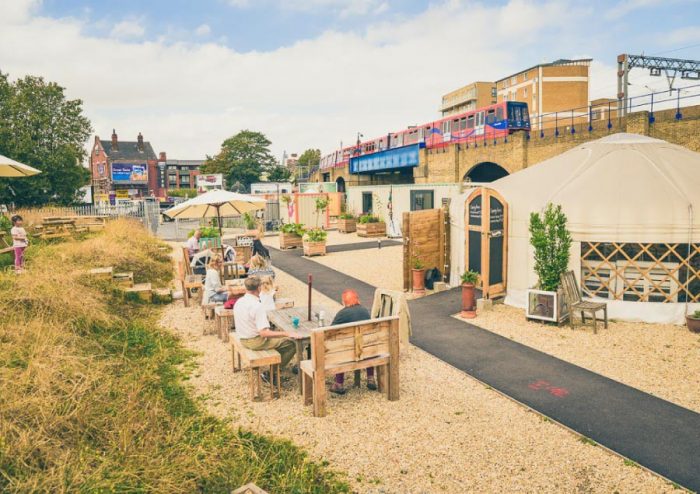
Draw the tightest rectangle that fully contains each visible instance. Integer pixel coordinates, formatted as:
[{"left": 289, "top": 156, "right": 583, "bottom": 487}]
[{"left": 318, "top": 101, "right": 531, "bottom": 171}]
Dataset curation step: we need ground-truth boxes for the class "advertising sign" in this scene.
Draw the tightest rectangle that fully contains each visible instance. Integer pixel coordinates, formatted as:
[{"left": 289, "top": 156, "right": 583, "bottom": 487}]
[
  {"left": 116, "top": 190, "right": 129, "bottom": 199},
  {"left": 299, "top": 182, "right": 337, "bottom": 194},
  {"left": 111, "top": 163, "right": 148, "bottom": 183},
  {"left": 250, "top": 182, "right": 293, "bottom": 194},
  {"left": 196, "top": 173, "right": 224, "bottom": 193}
]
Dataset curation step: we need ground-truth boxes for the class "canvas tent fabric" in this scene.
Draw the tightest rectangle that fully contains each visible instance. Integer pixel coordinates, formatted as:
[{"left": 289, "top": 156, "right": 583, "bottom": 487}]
[{"left": 449, "top": 133, "right": 700, "bottom": 324}]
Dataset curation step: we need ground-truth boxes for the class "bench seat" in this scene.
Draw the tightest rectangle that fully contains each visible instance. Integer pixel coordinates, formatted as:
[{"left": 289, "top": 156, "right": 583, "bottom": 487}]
[{"left": 232, "top": 334, "right": 281, "bottom": 401}]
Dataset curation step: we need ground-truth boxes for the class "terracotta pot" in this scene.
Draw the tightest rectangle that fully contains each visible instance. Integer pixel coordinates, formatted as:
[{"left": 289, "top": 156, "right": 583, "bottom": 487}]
[
  {"left": 461, "top": 282, "right": 477, "bottom": 319},
  {"left": 412, "top": 268, "right": 426, "bottom": 295},
  {"left": 687, "top": 316, "right": 700, "bottom": 334}
]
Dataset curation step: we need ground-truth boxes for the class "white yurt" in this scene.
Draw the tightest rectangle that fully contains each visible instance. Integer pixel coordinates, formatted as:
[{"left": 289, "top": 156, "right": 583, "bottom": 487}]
[{"left": 449, "top": 133, "right": 700, "bottom": 324}]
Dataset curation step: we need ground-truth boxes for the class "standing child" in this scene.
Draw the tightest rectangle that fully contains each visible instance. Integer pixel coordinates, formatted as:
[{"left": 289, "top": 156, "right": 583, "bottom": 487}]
[
  {"left": 259, "top": 276, "right": 277, "bottom": 312},
  {"left": 11, "top": 215, "right": 28, "bottom": 273}
]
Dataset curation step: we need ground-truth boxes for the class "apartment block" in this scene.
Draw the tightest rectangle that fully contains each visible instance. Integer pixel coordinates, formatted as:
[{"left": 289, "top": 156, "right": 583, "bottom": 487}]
[{"left": 440, "top": 81, "right": 497, "bottom": 117}]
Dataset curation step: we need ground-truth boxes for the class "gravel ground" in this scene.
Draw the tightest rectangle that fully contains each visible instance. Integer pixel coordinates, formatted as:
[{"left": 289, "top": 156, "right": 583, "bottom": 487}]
[
  {"left": 161, "top": 254, "right": 673, "bottom": 493},
  {"left": 461, "top": 303, "right": 700, "bottom": 414},
  {"left": 311, "top": 245, "right": 404, "bottom": 292}
]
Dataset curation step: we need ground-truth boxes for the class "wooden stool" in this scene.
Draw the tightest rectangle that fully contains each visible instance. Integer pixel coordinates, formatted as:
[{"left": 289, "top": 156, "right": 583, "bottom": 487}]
[{"left": 215, "top": 306, "right": 234, "bottom": 342}]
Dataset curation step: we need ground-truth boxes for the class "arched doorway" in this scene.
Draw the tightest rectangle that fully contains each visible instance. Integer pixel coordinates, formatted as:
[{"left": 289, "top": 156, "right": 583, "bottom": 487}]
[
  {"left": 463, "top": 162, "right": 509, "bottom": 183},
  {"left": 335, "top": 176, "right": 346, "bottom": 193}
]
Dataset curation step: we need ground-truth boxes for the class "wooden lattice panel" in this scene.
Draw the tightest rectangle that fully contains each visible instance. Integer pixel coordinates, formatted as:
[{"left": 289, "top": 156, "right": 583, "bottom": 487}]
[{"left": 581, "top": 242, "right": 700, "bottom": 303}]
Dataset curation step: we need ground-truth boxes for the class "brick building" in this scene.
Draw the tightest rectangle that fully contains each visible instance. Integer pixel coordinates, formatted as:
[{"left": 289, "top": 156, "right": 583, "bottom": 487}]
[
  {"left": 440, "top": 81, "right": 497, "bottom": 117},
  {"left": 159, "top": 153, "right": 205, "bottom": 192},
  {"left": 90, "top": 130, "right": 162, "bottom": 200},
  {"left": 495, "top": 58, "right": 591, "bottom": 130}
]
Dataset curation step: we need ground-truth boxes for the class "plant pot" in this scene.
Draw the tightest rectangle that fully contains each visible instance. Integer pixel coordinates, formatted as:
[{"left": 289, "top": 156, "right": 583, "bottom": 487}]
[
  {"left": 687, "top": 316, "right": 700, "bottom": 334},
  {"left": 303, "top": 240, "right": 327, "bottom": 257},
  {"left": 357, "top": 222, "right": 386, "bottom": 237},
  {"left": 279, "top": 233, "right": 303, "bottom": 249},
  {"left": 337, "top": 218, "right": 356, "bottom": 233},
  {"left": 460, "top": 282, "right": 477, "bottom": 319},
  {"left": 412, "top": 268, "right": 426, "bottom": 295},
  {"left": 526, "top": 287, "right": 570, "bottom": 323}
]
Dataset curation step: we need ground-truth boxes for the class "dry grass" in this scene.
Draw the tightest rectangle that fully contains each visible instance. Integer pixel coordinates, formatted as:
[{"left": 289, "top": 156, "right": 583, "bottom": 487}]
[{"left": 0, "top": 219, "right": 348, "bottom": 493}]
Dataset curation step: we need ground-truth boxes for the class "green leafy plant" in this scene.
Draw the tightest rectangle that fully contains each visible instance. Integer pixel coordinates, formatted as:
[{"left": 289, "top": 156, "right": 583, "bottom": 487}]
[
  {"left": 529, "top": 203, "right": 572, "bottom": 292},
  {"left": 690, "top": 310, "right": 700, "bottom": 319},
  {"left": 187, "top": 226, "right": 220, "bottom": 238},
  {"left": 0, "top": 215, "right": 11, "bottom": 232},
  {"left": 304, "top": 228, "right": 328, "bottom": 243},
  {"left": 243, "top": 211, "right": 256, "bottom": 230},
  {"left": 338, "top": 213, "right": 355, "bottom": 220},
  {"left": 167, "top": 188, "right": 198, "bottom": 198},
  {"left": 358, "top": 214, "right": 380, "bottom": 224},
  {"left": 279, "top": 222, "right": 306, "bottom": 237},
  {"left": 460, "top": 270, "right": 479, "bottom": 285},
  {"left": 280, "top": 193, "right": 292, "bottom": 204},
  {"left": 412, "top": 256, "right": 425, "bottom": 270},
  {"left": 314, "top": 197, "right": 329, "bottom": 227}
]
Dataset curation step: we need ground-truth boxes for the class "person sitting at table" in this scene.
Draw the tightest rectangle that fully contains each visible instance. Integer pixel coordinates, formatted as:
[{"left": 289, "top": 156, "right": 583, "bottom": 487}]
[
  {"left": 248, "top": 254, "right": 275, "bottom": 279},
  {"left": 259, "top": 276, "right": 277, "bottom": 312},
  {"left": 330, "top": 289, "right": 377, "bottom": 395},
  {"left": 186, "top": 229, "right": 202, "bottom": 259},
  {"left": 234, "top": 276, "right": 302, "bottom": 374},
  {"left": 204, "top": 255, "right": 229, "bottom": 304}
]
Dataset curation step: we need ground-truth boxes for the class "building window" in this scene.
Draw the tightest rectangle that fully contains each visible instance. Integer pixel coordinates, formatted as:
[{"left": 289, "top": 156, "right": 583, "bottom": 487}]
[
  {"left": 410, "top": 190, "right": 434, "bottom": 211},
  {"left": 511, "top": 76, "right": 516, "bottom": 85},
  {"left": 523, "top": 87, "right": 528, "bottom": 98},
  {"left": 491, "top": 87, "right": 497, "bottom": 98},
  {"left": 362, "top": 192, "right": 373, "bottom": 214}
]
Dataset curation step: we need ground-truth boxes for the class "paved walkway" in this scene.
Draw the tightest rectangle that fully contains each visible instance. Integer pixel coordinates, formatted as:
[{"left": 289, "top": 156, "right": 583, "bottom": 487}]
[{"left": 271, "top": 243, "right": 700, "bottom": 492}]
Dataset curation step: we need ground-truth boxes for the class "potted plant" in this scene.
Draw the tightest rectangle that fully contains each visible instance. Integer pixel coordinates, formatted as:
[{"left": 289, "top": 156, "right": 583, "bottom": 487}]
[
  {"left": 460, "top": 270, "right": 479, "bottom": 319},
  {"left": 314, "top": 197, "right": 329, "bottom": 228},
  {"left": 412, "top": 256, "right": 426, "bottom": 295},
  {"left": 687, "top": 310, "right": 700, "bottom": 333},
  {"left": 303, "top": 228, "right": 328, "bottom": 257},
  {"left": 243, "top": 211, "right": 257, "bottom": 230},
  {"left": 337, "top": 212, "right": 356, "bottom": 233},
  {"left": 357, "top": 214, "right": 386, "bottom": 237},
  {"left": 279, "top": 223, "right": 305, "bottom": 249},
  {"left": 189, "top": 226, "right": 220, "bottom": 249},
  {"left": 526, "top": 203, "right": 572, "bottom": 323}
]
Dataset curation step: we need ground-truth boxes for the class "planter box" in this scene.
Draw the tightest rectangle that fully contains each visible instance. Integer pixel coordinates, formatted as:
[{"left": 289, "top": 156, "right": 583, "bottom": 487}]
[
  {"left": 337, "top": 218, "right": 357, "bottom": 233},
  {"left": 526, "top": 288, "right": 570, "bottom": 323},
  {"left": 279, "top": 233, "right": 303, "bottom": 249},
  {"left": 687, "top": 316, "right": 700, "bottom": 333},
  {"left": 357, "top": 222, "right": 386, "bottom": 238},
  {"left": 124, "top": 283, "right": 153, "bottom": 303},
  {"left": 303, "top": 240, "right": 327, "bottom": 257}
]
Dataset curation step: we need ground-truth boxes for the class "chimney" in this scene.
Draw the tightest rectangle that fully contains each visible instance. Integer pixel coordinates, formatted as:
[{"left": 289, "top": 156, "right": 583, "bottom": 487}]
[
  {"left": 111, "top": 129, "right": 118, "bottom": 150},
  {"left": 159, "top": 151, "right": 167, "bottom": 162},
  {"left": 137, "top": 132, "right": 144, "bottom": 152}
]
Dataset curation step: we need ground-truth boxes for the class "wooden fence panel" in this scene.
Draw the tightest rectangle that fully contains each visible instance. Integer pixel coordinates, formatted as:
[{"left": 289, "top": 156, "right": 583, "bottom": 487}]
[{"left": 402, "top": 208, "right": 447, "bottom": 291}]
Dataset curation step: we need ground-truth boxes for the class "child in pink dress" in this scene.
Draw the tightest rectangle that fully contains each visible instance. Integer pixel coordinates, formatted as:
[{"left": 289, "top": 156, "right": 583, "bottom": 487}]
[{"left": 11, "top": 215, "right": 28, "bottom": 272}]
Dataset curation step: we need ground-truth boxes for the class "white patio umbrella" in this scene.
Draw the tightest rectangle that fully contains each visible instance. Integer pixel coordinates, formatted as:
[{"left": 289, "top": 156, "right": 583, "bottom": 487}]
[
  {"left": 164, "top": 189, "right": 266, "bottom": 240},
  {"left": 0, "top": 154, "right": 41, "bottom": 177}
]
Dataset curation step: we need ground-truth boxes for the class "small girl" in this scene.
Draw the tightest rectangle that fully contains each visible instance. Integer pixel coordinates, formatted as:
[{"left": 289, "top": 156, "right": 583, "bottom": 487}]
[
  {"left": 259, "top": 276, "right": 277, "bottom": 312},
  {"left": 11, "top": 215, "right": 28, "bottom": 273},
  {"left": 248, "top": 254, "right": 275, "bottom": 280}
]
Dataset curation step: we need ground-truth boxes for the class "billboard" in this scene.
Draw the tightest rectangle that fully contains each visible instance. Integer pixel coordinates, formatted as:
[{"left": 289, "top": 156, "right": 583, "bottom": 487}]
[
  {"left": 196, "top": 173, "right": 224, "bottom": 193},
  {"left": 250, "top": 182, "right": 293, "bottom": 194},
  {"left": 299, "top": 182, "right": 337, "bottom": 194},
  {"left": 111, "top": 163, "right": 148, "bottom": 183}
]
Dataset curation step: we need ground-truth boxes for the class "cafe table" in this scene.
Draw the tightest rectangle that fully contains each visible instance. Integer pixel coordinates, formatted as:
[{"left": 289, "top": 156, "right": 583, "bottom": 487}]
[{"left": 267, "top": 305, "right": 337, "bottom": 394}]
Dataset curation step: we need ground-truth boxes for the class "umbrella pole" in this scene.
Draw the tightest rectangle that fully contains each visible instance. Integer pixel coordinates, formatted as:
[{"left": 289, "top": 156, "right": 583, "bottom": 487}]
[{"left": 217, "top": 205, "right": 225, "bottom": 260}]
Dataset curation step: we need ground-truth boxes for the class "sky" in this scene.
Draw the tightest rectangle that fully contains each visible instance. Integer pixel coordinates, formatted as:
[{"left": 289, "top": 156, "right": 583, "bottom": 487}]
[{"left": 0, "top": 0, "right": 699, "bottom": 162}]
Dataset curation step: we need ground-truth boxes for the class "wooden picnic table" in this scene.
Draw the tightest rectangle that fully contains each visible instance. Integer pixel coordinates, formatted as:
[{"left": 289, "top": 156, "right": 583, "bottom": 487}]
[{"left": 267, "top": 306, "right": 337, "bottom": 394}]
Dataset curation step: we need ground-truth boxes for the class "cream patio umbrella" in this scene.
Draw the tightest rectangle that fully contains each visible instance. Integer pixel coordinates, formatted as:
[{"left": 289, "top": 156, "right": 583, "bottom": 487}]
[
  {"left": 164, "top": 189, "right": 267, "bottom": 240},
  {"left": 0, "top": 154, "right": 41, "bottom": 177}
]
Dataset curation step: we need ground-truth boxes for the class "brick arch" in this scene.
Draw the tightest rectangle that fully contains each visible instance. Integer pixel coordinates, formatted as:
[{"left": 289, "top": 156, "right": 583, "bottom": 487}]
[{"left": 462, "top": 161, "right": 509, "bottom": 183}]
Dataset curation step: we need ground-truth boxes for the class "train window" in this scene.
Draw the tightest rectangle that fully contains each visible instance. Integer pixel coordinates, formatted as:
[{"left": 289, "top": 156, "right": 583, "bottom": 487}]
[
  {"left": 453, "top": 119, "right": 459, "bottom": 130},
  {"left": 460, "top": 117, "right": 467, "bottom": 130},
  {"left": 496, "top": 107, "right": 504, "bottom": 120},
  {"left": 485, "top": 109, "right": 496, "bottom": 125},
  {"left": 467, "top": 115, "right": 474, "bottom": 129}
]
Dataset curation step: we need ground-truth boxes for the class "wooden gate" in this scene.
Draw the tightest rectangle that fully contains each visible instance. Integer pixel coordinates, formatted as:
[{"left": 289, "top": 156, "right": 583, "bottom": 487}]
[
  {"left": 465, "top": 188, "right": 508, "bottom": 299},
  {"left": 294, "top": 193, "right": 330, "bottom": 229},
  {"left": 402, "top": 208, "right": 449, "bottom": 291}
]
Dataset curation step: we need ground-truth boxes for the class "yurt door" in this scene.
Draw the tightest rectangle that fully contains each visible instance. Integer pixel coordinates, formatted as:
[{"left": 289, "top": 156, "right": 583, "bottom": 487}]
[{"left": 465, "top": 188, "right": 508, "bottom": 299}]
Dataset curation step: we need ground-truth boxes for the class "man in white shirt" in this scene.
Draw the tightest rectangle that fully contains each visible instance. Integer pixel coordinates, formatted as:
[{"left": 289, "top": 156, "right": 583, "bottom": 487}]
[
  {"left": 186, "top": 229, "right": 202, "bottom": 258},
  {"left": 234, "top": 276, "right": 301, "bottom": 370}
]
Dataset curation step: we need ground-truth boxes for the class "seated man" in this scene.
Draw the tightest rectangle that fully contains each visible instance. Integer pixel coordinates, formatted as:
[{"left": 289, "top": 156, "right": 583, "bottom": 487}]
[
  {"left": 186, "top": 229, "right": 202, "bottom": 259},
  {"left": 331, "top": 289, "right": 377, "bottom": 394},
  {"left": 234, "top": 276, "right": 302, "bottom": 376}
]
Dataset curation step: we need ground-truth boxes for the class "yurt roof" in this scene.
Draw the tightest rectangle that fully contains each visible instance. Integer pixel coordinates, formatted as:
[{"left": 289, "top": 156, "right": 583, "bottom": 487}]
[{"left": 488, "top": 133, "right": 700, "bottom": 242}]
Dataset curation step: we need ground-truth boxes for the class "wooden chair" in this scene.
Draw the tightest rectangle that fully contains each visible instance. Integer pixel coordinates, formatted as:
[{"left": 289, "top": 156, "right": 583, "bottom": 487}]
[
  {"left": 560, "top": 270, "right": 608, "bottom": 333},
  {"left": 177, "top": 260, "right": 203, "bottom": 308},
  {"left": 301, "top": 316, "right": 400, "bottom": 417},
  {"left": 232, "top": 334, "right": 281, "bottom": 401},
  {"left": 370, "top": 288, "right": 412, "bottom": 345}
]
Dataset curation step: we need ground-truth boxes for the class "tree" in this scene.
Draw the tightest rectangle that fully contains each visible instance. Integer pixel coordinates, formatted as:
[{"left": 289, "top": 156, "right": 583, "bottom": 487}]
[
  {"left": 529, "top": 203, "right": 572, "bottom": 292},
  {"left": 201, "top": 130, "right": 277, "bottom": 191},
  {"left": 267, "top": 165, "right": 291, "bottom": 182},
  {"left": 0, "top": 72, "right": 92, "bottom": 206},
  {"left": 295, "top": 148, "right": 320, "bottom": 179}
]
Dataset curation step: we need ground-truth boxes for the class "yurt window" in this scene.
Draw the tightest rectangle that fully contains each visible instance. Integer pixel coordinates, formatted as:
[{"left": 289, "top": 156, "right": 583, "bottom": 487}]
[{"left": 580, "top": 242, "right": 700, "bottom": 303}]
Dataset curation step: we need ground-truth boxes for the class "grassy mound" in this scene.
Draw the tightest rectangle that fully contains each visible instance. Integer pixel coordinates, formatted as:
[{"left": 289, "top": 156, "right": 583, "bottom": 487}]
[{"left": 0, "top": 219, "right": 349, "bottom": 493}]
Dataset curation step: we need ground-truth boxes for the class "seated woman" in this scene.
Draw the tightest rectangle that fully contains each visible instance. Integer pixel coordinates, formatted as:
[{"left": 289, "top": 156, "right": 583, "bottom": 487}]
[
  {"left": 204, "top": 255, "right": 229, "bottom": 304},
  {"left": 248, "top": 254, "right": 275, "bottom": 280},
  {"left": 331, "top": 289, "right": 377, "bottom": 394},
  {"left": 259, "top": 276, "right": 277, "bottom": 312}
]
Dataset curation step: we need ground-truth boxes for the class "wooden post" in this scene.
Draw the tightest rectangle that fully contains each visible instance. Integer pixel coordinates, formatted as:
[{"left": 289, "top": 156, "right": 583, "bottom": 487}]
[
  {"left": 307, "top": 274, "right": 313, "bottom": 321},
  {"left": 311, "top": 330, "right": 327, "bottom": 417},
  {"left": 387, "top": 318, "right": 400, "bottom": 401},
  {"left": 402, "top": 212, "right": 410, "bottom": 292}
]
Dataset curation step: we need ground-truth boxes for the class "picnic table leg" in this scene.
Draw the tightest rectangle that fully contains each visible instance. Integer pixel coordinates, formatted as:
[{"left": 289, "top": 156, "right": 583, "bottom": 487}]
[
  {"left": 295, "top": 340, "right": 304, "bottom": 395},
  {"left": 377, "top": 365, "right": 387, "bottom": 395},
  {"left": 303, "top": 372, "right": 313, "bottom": 406},
  {"left": 354, "top": 369, "right": 361, "bottom": 388}
]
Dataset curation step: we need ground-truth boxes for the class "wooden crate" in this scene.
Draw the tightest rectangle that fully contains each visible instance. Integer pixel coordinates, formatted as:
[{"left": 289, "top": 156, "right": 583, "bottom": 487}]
[
  {"left": 303, "top": 241, "right": 326, "bottom": 257},
  {"left": 88, "top": 267, "right": 113, "bottom": 280},
  {"left": 337, "top": 218, "right": 356, "bottom": 233},
  {"left": 279, "top": 233, "right": 303, "bottom": 249},
  {"left": 113, "top": 272, "right": 135, "bottom": 288},
  {"left": 153, "top": 288, "right": 173, "bottom": 304},
  {"left": 357, "top": 222, "right": 386, "bottom": 237},
  {"left": 125, "top": 283, "right": 152, "bottom": 302}
]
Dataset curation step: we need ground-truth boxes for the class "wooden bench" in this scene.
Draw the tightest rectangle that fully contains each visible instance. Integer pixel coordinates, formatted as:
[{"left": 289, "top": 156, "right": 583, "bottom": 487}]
[
  {"left": 301, "top": 315, "right": 400, "bottom": 417},
  {"left": 215, "top": 305, "right": 234, "bottom": 342},
  {"left": 561, "top": 270, "right": 608, "bottom": 333},
  {"left": 232, "top": 334, "right": 281, "bottom": 401}
]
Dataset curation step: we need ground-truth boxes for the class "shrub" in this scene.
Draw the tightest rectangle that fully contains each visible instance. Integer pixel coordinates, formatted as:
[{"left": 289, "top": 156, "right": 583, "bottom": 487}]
[
  {"left": 338, "top": 213, "right": 355, "bottom": 220},
  {"left": 529, "top": 203, "right": 572, "bottom": 292},
  {"left": 167, "top": 188, "right": 198, "bottom": 198},
  {"left": 304, "top": 228, "right": 327, "bottom": 243},
  {"left": 279, "top": 223, "right": 305, "bottom": 237},
  {"left": 358, "top": 214, "right": 380, "bottom": 224},
  {"left": 242, "top": 212, "right": 256, "bottom": 230},
  {"left": 460, "top": 270, "right": 479, "bottom": 285},
  {"left": 412, "top": 257, "right": 424, "bottom": 270},
  {"left": 692, "top": 310, "right": 700, "bottom": 319},
  {"left": 0, "top": 214, "right": 11, "bottom": 232},
  {"left": 188, "top": 226, "right": 220, "bottom": 239}
]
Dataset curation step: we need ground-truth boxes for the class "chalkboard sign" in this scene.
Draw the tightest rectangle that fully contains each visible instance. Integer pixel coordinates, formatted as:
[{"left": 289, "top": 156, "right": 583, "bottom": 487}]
[
  {"left": 468, "top": 230, "right": 481, "bottom": 274},
  {"left": 468, "top": 195, "right": 482, "bottom": 226},
  {"left": 489, "top": 234, "right": 504, "bottom": 285},
  {"left": 490, "top": 196, "right": 504, "bottom": 231}
]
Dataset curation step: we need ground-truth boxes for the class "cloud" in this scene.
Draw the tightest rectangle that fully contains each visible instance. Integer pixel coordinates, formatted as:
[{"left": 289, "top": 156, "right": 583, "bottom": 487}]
[
  {"left": 110, "top": 18, "right": 145, "bottom": 39},
  {"left": 227, "top": 0, "right": 389, "bottom": 17},
  {"left": 664, "top": 26, "right": 700, "bottom": 46},
  {"left": 195, "top": 23, "right": 211, "bottom": 36},
  {"left": 0, "top": 0, "right": 642, "bottom": 161}
]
